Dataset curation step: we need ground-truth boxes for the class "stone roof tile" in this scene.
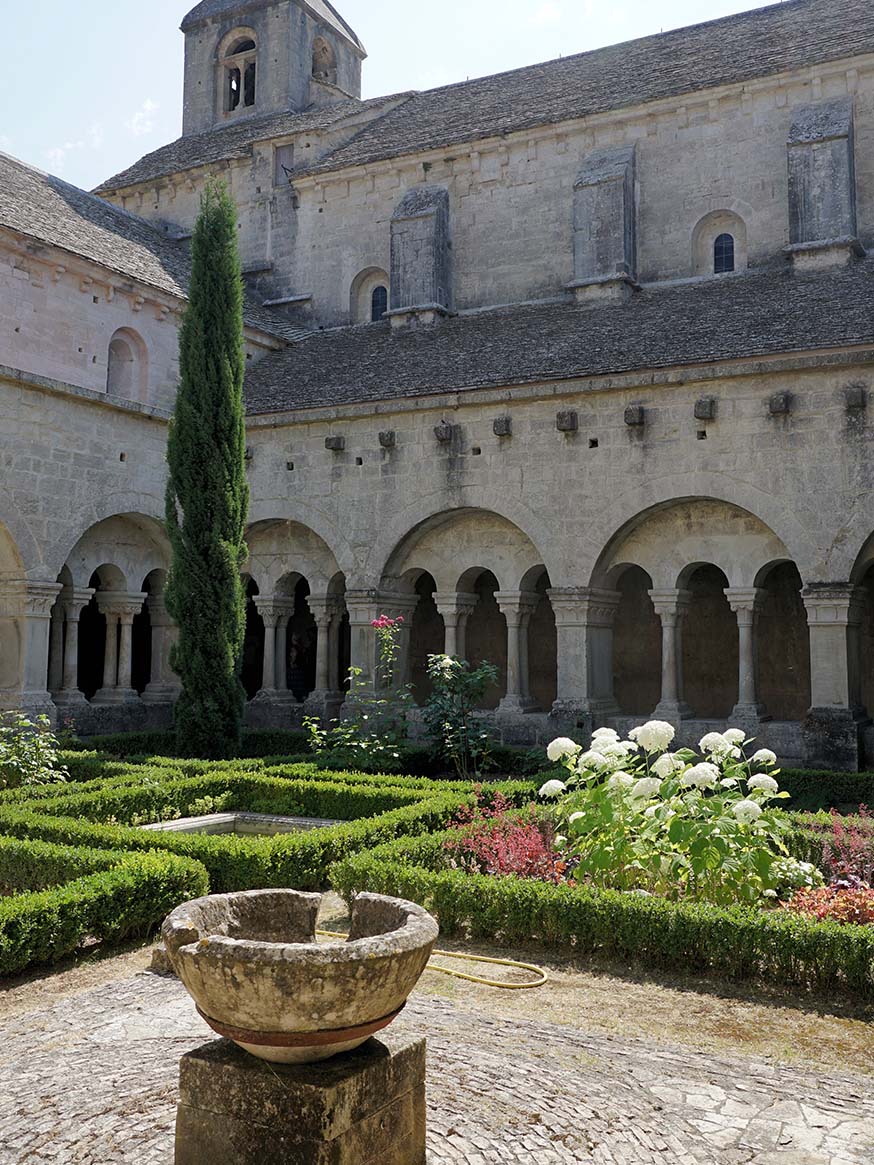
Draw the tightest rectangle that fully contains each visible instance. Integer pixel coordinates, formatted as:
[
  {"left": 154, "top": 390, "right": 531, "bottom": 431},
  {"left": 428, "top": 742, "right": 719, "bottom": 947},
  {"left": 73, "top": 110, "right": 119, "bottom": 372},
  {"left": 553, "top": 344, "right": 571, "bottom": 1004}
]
[
  {"left": 0, "top": 152, "right": 303, "bottom": 342},
  {"left": 244, "top": 260, "right": 874, "bottom": 414},
  {"left": 95, "top": 96, "right": 408, "bottom": 192},
  {"left": 298, "top": 0, "right": 874, "bottom": 179}
]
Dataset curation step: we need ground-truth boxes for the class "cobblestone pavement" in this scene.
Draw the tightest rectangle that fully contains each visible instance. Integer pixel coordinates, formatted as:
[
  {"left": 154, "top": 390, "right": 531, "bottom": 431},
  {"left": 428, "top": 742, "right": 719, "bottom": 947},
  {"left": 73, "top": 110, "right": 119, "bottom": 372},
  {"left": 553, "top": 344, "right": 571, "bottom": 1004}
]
[{"left": 0, "top": 970, "right": 872, "bottom": 1164}]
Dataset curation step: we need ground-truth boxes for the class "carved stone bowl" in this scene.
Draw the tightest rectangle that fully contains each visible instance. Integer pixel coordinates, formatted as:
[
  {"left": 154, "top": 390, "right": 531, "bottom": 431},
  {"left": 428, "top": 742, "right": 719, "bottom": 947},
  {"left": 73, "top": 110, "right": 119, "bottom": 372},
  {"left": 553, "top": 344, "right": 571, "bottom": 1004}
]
[{"left": 162, "top": 889, "right": 439, "bottom": 1064}]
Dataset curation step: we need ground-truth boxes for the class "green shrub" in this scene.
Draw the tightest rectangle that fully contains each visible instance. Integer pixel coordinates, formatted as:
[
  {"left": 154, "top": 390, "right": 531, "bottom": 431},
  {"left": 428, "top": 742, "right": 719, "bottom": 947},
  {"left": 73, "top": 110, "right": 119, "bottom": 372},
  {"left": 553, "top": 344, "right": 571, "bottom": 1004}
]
[
  {"left": 65, "top": 729, "right": 311, "bottom": 761},
  {"left": 0, "top": 844, "right": 208, "bottom": 976},
  {"left": 778, "top": 769, "right": 874, "bottom": 812},
  {"left": 331, "top": 829, "right": 874, "bottom": 995}
]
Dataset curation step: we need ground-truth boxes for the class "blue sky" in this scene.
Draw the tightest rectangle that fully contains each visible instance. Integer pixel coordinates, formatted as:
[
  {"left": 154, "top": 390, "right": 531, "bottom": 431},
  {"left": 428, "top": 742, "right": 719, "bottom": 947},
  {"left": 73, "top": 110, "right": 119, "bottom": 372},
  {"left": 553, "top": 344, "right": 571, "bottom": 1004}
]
[{"left": 6, "top": 0, "right": 767, "bottom": 191}]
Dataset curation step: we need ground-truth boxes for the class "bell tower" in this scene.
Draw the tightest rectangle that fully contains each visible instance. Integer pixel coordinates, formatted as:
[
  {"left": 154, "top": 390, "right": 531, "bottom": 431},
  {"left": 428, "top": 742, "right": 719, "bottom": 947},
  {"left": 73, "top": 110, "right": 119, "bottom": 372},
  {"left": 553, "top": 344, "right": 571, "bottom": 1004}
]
[{"left": 180, "top": 0, "right": 366, "bottom": 137}]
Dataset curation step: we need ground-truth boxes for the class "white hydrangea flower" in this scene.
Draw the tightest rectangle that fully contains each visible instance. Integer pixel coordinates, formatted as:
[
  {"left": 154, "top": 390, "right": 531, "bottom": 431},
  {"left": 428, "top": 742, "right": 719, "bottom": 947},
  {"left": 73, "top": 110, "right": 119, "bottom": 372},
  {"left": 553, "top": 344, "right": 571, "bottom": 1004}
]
[
  {"left": 600, "top": 740, "right": 637, "bottom": 760},
  {"left": 652, "top": 752, "right": 685, "bottom": 779},
  {"left": 751, "top": 748, "right": 778, "bottom": 767},
  {"left": 720, "top": 777, "right": 739, "bottom": 788},
  {"left": 578, "top": 749, "right": 609, "bottom": 769},
  {"left": 644, "top": 805, "right": 659, "bottom": 818},
  {"left": 568, "top": 811, "right": 584, "bottom": 824},
  {"left": 733, "top": 799, "right": 763, "bottom": 824},
  {"left": 630, "top": 776, "right": 662, "bottom": 800},
  {"left": 699, "top": 732, "right": 741, "bottom": 760},
  {"left": 748, "top": 774, "right": 779, "bottom": 795},
  {"left": 607, "top": 771, "right": 635, "bottom": 790},
  {"left": 591, "top": 727, "right": 620, "bottom": 745},
  {"left": 680, "top": 762, "right": 720, "bottom": 790},
  {"left": 546, "top": 737, "right": 580, "bottom": 763},
  {"left": 723, "top": 728, "right": 747, "bottom": 745},
  {"left": 539, "top": 779, "right": 567, "bottom": 799},
  {"left": 628, "top": 721, "right": 675, "bottom": 753}
]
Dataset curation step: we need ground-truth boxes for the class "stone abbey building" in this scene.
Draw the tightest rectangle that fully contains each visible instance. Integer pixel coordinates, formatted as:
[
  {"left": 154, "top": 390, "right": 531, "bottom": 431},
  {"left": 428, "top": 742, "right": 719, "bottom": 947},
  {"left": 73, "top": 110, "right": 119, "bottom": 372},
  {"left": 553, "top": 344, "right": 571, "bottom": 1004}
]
[{"left": 3, "top": 0, "right": 874, "bottom": 768}]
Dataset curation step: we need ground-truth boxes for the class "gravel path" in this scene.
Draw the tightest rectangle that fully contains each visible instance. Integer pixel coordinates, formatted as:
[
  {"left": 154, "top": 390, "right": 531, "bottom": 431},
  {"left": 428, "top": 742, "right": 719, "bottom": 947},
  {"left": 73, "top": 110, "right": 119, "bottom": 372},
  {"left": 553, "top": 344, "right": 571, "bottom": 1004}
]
[{"left": 0, "top": 969, "right": 872, "bottom": 1163}]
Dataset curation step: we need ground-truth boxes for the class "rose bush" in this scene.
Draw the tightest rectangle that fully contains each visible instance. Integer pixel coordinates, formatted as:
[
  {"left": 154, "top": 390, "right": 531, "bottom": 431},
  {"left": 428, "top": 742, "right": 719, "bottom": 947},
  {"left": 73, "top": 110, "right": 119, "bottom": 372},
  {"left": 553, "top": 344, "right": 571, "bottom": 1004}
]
[{"left": 540, "top": 722, "right": 793, "bottom": 906}]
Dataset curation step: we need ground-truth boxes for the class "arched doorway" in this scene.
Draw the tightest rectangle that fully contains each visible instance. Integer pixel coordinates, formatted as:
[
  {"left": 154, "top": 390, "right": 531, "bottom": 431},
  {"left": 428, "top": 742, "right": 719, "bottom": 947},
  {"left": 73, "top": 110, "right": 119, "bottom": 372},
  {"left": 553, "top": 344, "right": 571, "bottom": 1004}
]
[
  {"left": 755, "top": 562, "right": 811, "bottom": 720},
  {"left": 612, "top": 565, "right": 661, "bottom": 715}
]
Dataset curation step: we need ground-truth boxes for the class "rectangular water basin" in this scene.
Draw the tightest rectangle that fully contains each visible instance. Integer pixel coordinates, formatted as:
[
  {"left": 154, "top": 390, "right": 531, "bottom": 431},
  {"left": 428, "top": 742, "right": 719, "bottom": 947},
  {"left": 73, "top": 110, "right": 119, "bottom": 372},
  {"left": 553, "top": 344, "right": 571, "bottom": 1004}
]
[{"left": 140, "top": 812, "right": 341, "bottom": 836}]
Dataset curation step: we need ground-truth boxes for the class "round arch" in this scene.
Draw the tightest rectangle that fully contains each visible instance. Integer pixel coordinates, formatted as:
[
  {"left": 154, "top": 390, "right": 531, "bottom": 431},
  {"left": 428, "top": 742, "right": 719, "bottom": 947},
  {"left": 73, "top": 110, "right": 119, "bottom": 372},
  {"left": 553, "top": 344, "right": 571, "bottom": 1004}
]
[
  {"left": 350, "top": 267, "right": 390, "bottom": 324},
  {"left": 245, "top": 518, "right": 342, "bottom": 597},
  {"left": 107, "top": 328, "right": 149, "bottom": 403},
  {"left": 61, "top": 514, "right": 170, "bottom": 590},
  {"left": 691, "top": 209, "right": 749, "bottom": 276}
]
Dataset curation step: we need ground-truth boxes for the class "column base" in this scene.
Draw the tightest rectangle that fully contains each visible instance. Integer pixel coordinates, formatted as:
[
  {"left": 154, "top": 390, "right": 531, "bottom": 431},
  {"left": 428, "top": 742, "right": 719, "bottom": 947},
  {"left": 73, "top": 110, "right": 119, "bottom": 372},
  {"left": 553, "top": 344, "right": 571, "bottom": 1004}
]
[
  {"left": 141, "top": 684, "right": 181, "bottom": 706},
  {"left": 175, "top": 1031, "right": 426, "bottom": 1165},
  {"left": 497, "top": 695, "right": 540, "bottom": 715},
  {"left": 91, "top": 688, "right": 140, "bottom": 706},
  {"left": 18, "top": 692, "right": 58, "bottom": 724},
  {"left": 802, "top": 707, "right": 864, "bottom": 772},
  {"left": 729, "top": 702, "right": 771, "bottom": 728},
  {"left": 52, "top": 689, "right": 89, "bottom": 709},
  {"left": 303, "top": 690, "right": 345, "bottom": 718},
  {"left": 652, "top": 701, "right": 694, "bottom": 721}
]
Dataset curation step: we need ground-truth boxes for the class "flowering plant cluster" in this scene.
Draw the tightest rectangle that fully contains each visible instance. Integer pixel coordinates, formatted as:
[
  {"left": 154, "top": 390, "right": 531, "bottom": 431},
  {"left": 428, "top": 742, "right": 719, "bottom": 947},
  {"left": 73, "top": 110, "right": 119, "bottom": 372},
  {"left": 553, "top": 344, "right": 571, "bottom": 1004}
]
[
  {"left": 783, "top": 884, "right": 874, "bottom": 926},
  {"left": 540, "top": 722, "right": 795, "bottom": 906},
  {"left": 423, "top": 654, "right": 499, "bottom": 780},
  {"left": 444, "top": 790, "right": 569, "bottom": 883},
  {"left": 0, "top": 714, "right": 68, "bottom": 791},
  {"left": 812, "top": 807, "right": 874, "bottom": 886}
]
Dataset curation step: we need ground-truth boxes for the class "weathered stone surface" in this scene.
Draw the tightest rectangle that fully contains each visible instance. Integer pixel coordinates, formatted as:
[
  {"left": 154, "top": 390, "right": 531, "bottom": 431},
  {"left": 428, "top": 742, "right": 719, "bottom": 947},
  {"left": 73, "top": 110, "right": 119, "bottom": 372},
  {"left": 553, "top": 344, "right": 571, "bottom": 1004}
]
[{"left": 163, "top": 891, "right": 439, "bottom": 1062}]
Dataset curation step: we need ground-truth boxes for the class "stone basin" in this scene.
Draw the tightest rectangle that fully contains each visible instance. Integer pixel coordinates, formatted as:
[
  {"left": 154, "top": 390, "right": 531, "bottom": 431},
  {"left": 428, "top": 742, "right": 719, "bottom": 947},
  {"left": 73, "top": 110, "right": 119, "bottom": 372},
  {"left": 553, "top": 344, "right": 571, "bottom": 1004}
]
[{"left": 162, "top": 889, "right": 439, "bottom": 1064}]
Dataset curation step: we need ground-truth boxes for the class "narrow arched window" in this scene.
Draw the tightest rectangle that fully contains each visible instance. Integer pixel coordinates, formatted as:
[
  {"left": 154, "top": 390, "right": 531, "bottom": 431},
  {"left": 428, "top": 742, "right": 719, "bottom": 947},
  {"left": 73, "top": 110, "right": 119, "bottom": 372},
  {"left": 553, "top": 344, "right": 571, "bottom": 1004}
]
[
  {"left": 221, "top": 33, "right": 257, "bottom": 114},
  {"left": 714, "top": 233, "right": 735, "bottom": 275},
  {"left": 371, "top": 286, "right": 388, "bottom": 322},
  {"left": 107, "top": 328, "right": 148, "bottom": 401},
  {"left": 312, "top": 37, "right": 337, "bottom": 86}
]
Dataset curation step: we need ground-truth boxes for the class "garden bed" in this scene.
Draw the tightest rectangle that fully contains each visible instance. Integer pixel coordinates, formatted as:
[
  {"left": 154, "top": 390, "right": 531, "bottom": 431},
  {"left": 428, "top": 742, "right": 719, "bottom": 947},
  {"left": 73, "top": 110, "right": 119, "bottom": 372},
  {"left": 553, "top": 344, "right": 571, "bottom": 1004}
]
[{"left": 330, "top": 826, "right": 874, "bottom": 994}]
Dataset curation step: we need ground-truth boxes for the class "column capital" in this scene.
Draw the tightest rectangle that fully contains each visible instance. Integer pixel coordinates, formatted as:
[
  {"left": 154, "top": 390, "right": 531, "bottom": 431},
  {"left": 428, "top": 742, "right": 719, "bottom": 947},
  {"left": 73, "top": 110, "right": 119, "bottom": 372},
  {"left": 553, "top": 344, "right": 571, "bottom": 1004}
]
[
  {"left": 344, "top": 589, "right": 380, "bottom": 624},
  {"left": 23, "top": 581, "right": 63, "bottom": 617},
  {"left": 63, "top": 588, "right": 96, "bottom": 618},
  {"left": 648, "top": 588, "right": 692, "bottom": 622},
  {"left": 434, "top": 591, "right": 478, "bottom": 619},
  {"left": 146, "top": 592, "right": 175, "bottom": 627},
  {"left": 377, "top": 592, "right": 420, "bottom": 621},
  {"left": 724, "top": 587, "right": 767, "bottom": 618},
  {"left": 495, "top": 590, "right": 540, "bottom": 621},
  {"left": 306, "top": 594, "right": 340, "bottom": 624},
  {"left": 802, "top": 584, "right": 865, "bottom": 626},
  {"left": 547, "top": 587, "right": 621, "bottom": 627},
  {"left": 97, "top": 591, "right": 147, "bottom": 620},
  {"left": 254, "top": 597, "right": 294, "bottom": 627}
]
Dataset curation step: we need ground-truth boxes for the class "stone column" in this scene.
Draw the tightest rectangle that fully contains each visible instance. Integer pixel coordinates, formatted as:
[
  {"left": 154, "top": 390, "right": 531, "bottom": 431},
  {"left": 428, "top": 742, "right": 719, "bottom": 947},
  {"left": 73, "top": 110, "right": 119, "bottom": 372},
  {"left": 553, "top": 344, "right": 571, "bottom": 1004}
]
[
  {"left": 253, "top": 599, "right": 282, "bottom": 700},
  {"left": 142, "top": 593, "right": 182, "bottom": 705},
  {"left": 303, "top": 595, "right": 344, "bottom": 717},
  {"left": 19, "top": 582, "right": 63, "bottom": 720},
  {"left": 434, "top": 592, "right": 478, "bottom": 659},
  {"left": 55, "top": 589, "right": 95, "bottom": 708},
  {"left": 495, "top": 591, "right": 540, "bottom": 714},
  {"left": 327, "top": 603, "right": 344, "bottom": 692},
  {"left": 649, "top": 589, "right": 693, "bottom": 720},
  {"left": 547, "top": 588, "right": 621, "bottom": 725},
  {"left": 725, "top": 588, "right": 768, "bottom": 725},
  {"left": 379, "top": 594, "right": 420, "bottom": 688},
  {"left": 802, "top": 584, "right": 865, "bottom": 770},
  {"left": 48, "top": 603, "right": 65, "bottom": 694},
  {"left": 93, "top": 593, "right": 145, "bottom": 704},
  {"left": 344, "top": 590, "right": 380, "bottom": 695}
]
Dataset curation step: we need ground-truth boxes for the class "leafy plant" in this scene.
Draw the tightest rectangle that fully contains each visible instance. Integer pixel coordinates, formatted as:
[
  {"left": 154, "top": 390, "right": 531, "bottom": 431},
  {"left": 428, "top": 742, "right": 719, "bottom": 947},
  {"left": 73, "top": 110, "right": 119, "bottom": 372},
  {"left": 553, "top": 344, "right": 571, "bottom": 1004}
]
[
  {"left": 423, "top": 654, "right": 499, "bottom": 779},
  {"left": 164, "top": 180, "right": 249, "bottom": 759},
  {"left": 783, "top": 885, "right": 874, "bottom": 926},
  {"left": 305, "top": 615, "right": 413, "bottom": 768},
  {"left": 542, "top": 725, "right": 793, "bottom": 906},
  {"left": 0, "top": 714, "right": 68, "bottom": 791}
]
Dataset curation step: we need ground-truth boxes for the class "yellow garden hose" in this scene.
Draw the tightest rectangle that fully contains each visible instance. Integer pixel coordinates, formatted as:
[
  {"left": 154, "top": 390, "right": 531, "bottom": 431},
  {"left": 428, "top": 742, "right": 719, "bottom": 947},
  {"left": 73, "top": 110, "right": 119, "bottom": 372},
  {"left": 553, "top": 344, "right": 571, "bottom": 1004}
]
[{"left": 316, "top": 930, "right": 548, "bottom": 990}]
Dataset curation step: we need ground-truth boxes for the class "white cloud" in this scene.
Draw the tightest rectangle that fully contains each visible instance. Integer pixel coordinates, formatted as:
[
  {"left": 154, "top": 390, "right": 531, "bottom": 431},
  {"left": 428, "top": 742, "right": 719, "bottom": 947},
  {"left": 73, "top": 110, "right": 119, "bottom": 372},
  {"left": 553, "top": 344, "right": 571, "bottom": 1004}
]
[
  {"left": 530, "top": 2, "right": 563, "bottom": 25},
  {"left": 88, "top": 122, "right": 105, "bottom": 150},
  {"left": 125, "top": 99, "right": 159, "bottom": 138},
  {"left": 45, "top": 140, "right": 85, "bottom": 172}
]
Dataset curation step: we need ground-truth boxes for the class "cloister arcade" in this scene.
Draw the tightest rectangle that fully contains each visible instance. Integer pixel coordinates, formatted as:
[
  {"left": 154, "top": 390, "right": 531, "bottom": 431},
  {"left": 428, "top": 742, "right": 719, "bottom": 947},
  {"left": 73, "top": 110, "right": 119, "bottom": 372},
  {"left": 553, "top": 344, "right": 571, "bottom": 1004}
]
[{"left": 2, "top": 499, "right": 874, "bottom": 767}]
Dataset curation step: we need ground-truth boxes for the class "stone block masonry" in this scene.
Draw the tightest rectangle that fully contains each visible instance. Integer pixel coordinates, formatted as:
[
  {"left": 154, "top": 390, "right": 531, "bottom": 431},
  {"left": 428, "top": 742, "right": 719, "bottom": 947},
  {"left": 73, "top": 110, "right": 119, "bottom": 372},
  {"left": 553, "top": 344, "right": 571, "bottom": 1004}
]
[{"left": 175, "top": 1031, "right": 426, "bottom": 1165}]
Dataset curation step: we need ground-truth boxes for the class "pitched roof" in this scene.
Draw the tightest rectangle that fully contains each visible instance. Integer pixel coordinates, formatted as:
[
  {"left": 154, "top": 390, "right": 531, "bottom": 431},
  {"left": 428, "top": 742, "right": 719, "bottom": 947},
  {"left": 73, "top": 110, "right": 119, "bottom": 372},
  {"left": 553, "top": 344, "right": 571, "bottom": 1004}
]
[
  {"left": 181, "top": 0, "right": 363, "bottom": 50},
  {"left": 244, "top": 260, "right": 874, "bottom": 415},
  {"left": 95, "top": 96, "right": 409, "bottom": 193},
  {"left": 0, "top": 152, "right": 303, "bottom": 342},
  {"left": 296, "top": 0, "right": 874, "bottom": 179}
]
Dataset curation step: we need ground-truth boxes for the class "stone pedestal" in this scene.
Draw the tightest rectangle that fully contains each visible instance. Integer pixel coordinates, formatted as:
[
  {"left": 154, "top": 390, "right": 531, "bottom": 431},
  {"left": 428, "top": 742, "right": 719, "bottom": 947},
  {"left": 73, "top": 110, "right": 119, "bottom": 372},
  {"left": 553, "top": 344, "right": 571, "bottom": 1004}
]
[{"left": 176, "top": 1030, "right": 426, "bottom": 1165}]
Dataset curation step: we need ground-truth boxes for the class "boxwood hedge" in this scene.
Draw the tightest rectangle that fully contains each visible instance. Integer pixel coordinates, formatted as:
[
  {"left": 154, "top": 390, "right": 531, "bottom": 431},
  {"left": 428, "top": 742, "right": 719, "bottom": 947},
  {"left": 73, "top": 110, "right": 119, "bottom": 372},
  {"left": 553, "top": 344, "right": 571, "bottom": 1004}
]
[{"left": 331, "top": 828, "right": 874, "bottom": 995}]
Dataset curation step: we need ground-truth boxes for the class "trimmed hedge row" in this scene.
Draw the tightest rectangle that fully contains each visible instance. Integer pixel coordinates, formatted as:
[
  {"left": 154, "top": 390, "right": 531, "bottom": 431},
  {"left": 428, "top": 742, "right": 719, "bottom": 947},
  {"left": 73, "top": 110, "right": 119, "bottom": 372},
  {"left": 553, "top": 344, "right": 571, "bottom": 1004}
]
[
  {"left": 331, "top": 830, "right": 874, "bottom": 995},
  {"left": 778, "top": 768, "right": 874, "bottom": 812},
  {"left": 65, "top": 729, "right": 312, "bottom": 759},
  {"left": 0, "top": 839, "right": 208, "bottom": 976},
  {"left": 0, "top": 773, "right": 483, "bottom": 894}
]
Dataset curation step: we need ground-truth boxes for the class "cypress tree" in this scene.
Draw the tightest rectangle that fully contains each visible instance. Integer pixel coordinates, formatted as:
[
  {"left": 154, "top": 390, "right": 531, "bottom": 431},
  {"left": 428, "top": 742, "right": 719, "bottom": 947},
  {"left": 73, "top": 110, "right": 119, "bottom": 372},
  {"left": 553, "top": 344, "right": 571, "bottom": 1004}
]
[{"left": 164, "top": 181, "right": 249, "bottom": 758}]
